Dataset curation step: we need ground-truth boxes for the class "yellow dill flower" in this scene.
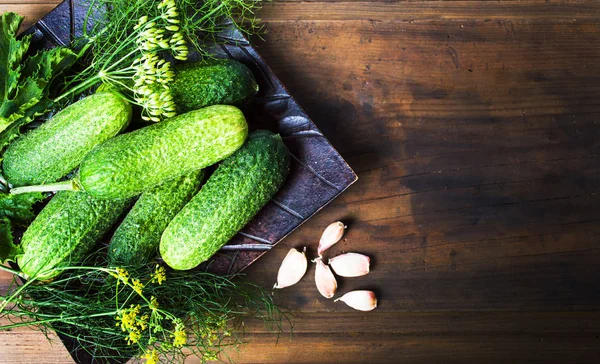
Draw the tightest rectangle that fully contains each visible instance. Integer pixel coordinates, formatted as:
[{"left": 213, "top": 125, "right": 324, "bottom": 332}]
[
  {"left": 111, "top": 268, "right": 130, "bottom": 284},
  {"left": 132, "top": 278, "right": 144, "bottom": 295},
  {"left": 139, "top": 314, "right": 149, "bottom": 331},
  {"left": 127, "top": 330, "right": 141, "bottom": 345},
  {"left": 141, "top": 348, "right": 159, "bottom": 364},
  {"left": 152, "top": 265, "right": 167, "bottom": 285},
  {"left": 207, "top": 332, "right": 218, "bottom": 346},
  {"left": 116, "top": 304, "right": 141, "bottom": 332},
  {"left": 204, "top": 350, "right": 218, "bottom": 361},
  {"left": 171, "top": 327, "right": 187, "bottom": 348},
  {"left": 217, "top": 318, "right": 227, "bottom": 328},
  {"left": 116, "top": 304, "right": 150, "bottom": 344},
  {"left": 149, "top": 296, "right": 159, "bottom": 311}
]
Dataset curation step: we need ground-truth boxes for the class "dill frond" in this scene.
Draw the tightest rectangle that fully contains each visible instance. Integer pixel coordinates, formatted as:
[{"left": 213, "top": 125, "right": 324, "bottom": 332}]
[
  {"left": 0, "top": 263, "right": 285, "bottom": 363},
  {"left": 55, "top": 0, "right": 264, "bottom": 113}
]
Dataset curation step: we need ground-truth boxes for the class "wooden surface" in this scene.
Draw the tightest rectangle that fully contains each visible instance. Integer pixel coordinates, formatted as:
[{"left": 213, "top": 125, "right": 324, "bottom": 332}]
[{"left": 2, "top": 0, "right": 600, "bottom": 363}]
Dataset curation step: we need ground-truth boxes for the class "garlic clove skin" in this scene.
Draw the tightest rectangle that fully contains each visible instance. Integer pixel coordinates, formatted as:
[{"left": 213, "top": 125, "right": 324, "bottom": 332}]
[
  {"left": 328, "top": 253, "right": 370, "bottom": 277},
  {"left": 314, "top": 257, "right": 337, "bottom": 298},
  {"left": 334, "top": 290, "right": 377, "bottom": 311},
  {"left": 273, "top": 247, "right": 307, "bottom": 289},
  {"left": 318, "top": 221, "right": 346, "bottom": 257}
]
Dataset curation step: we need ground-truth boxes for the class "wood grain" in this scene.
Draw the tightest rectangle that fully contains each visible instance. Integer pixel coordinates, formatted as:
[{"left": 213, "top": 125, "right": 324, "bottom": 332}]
[{"left": 2, "top": 0, "right": 600, "bottom": 363}]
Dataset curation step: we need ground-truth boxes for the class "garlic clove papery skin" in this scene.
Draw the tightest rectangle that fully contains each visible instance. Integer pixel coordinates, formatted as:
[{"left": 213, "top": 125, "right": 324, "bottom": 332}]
[
  {"left": 328, "top": 253, "right": 370, "bottom": 277},
  {"left": 334, "top": 290, "right": 377, "bottom": 311},
  {"left": 314, "top": 257, "right": 337, "bottom": 298},
  {"left": 273, "top": 247, "right": 307, "bottom": 289},
  {"left": 318, "top": 221, "right": 346, "bottom": 256}
]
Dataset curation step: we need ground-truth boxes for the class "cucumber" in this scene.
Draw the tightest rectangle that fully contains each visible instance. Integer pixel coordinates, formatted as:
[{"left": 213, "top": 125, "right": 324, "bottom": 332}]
[
  {"left": 17, "top": 191, "right": 131, "bottom": 280},
  {"left": 160, "top": 130, "right": 290, "bottom": 270},
  {"left": 76, "top": 105, "right": 247, "bottom": 199},
  {"left": 10, "top": 105, "right": 247, "bottom": 199},
  {"left": 107, "top": 170, "right": 204, "bottom": 267},
  {"left": 171, "top": 59, "right": 259, "bottom": 113},
  {"left": 2, "top": 92, "right": 132, "bottom": 187}
]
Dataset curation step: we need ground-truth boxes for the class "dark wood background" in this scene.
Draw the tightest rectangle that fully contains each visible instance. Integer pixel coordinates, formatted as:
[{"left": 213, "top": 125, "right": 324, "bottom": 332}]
[{"left": 1, "top": 0, "right": 600, "bottom": 363}]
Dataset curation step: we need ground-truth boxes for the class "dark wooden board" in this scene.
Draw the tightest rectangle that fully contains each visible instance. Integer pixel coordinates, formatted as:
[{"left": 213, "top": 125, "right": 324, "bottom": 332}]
[{"left": 1, "top": 0, "right": 600, "bottom": 363}]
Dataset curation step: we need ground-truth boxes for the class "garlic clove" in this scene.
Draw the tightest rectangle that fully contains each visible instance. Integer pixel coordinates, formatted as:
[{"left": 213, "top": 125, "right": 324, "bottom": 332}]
[
  {"left": 314, "top": 257, "right": 337, "bottom": 298},
  {"left": 273, "top": 247, "right": 307, "bottom": 289},
  {"left": 318, "top": 221, "right": 346, "bottom": 256},
  {"left": 328, "top": 253, "right": 370, "bottom": 277},
  {"left": 334, "top": 290, "right": 377, "bottom": 311}
]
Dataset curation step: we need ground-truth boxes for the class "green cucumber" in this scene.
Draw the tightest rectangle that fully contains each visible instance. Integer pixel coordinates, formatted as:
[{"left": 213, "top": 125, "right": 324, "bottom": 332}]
[
  {"left": 107, "top": 170, "right": 204, "bottom": 267},
  {"left": 18, "top": 191, "right": 131, "bottom": 280},
  {"left": 11, "top": 105, "right": 248, "bottom": 199},
  {"left": 171, "top": 59, "right": 259, "bottom": 113},
  {"left": 160, "top": 130, "right": 290, "bottom": 270},
  {"left": 78, "top": 105, "right": 246, "bottom": 199},
  {"left": 2, "top": 92, "right": 132, "bottom": 187}
]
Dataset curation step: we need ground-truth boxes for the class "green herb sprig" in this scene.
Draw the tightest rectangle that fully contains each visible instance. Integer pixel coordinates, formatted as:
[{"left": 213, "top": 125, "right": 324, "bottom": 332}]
[
  {"left": 0, "top": 262, "right": 285, "bottom": 363},
  {"left": 56, "top": 0, "right": 263, "bottom": 122},
  {"left": 57, "top": 0, "right": 185, "bottom": 121}
]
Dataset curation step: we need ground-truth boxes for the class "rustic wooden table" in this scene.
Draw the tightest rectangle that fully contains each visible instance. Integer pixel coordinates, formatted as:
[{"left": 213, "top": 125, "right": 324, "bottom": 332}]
[{"left": 2, "top": 0, "right": 600, "bottom": 363}]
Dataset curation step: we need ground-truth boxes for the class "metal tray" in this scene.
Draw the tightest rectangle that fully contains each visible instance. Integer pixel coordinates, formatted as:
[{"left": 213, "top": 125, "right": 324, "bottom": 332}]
[{"left": 20, "top": 0, "right": 357, "bottom": 362}]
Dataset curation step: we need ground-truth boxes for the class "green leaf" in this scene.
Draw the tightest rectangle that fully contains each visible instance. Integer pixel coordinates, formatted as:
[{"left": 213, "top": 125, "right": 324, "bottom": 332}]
[
  {"left": 0, "top": 217, "right": 22, "bottom": 264},
  {"left": 0, "top": 12, "right": 30, "bottom": 121},
  {"left": 0, "top": 112, "right": 32, "bottom": 149},
  {"left": 0, "top": 12, "right": 77, "bottom": 149},
  {"left": 0, "top": 191, "right": 43, "bottom": 264},
  {"left": 0, "top": 46, "right": 77, "bottom": 149},
  {"left": 0, "top": 191, "right": 44, "bottom": 225}
]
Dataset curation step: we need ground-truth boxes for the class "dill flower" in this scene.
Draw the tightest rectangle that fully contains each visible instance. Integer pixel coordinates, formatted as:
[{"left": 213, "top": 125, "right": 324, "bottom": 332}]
[
  {"left": 149, "top": 296, "right": 159, "bottom": 311},
  {"left": 127, "top": 330, "right": 142, "bottom": 345},
  {"left": 141, "top": 348, "right": 159, "bottom": 364},
  {"left": 57, "top": 0, "right": 186, "bottom": 122},
  {"left": 171, "top": 320, "right": 187, "bottom": 348},
  {"left": 110, "top": 268, "right": 130, "bottom": 284},
  {"left": 116, "top": 304, "right": 150, "bottom": 345},
  {"left": 116, "top": 304, "right": 141, "bottom": 332},
  {"left": 203, "top": 350, "right": 219, "bottom": 361},
  {"left": 152, "top": 265, "right": 167, "bottom": 285},
  {"left": 135, "top": 16, "right": 149, "bottom": 29},
  {"left": 172, "top": 329, "right": 187, "bottom": 348},
  {"left": 132, "top": 278, "right": 144, "bottom": 295},
  {"left": 132, "top": 52, "right": 178, "bottom": 121}
]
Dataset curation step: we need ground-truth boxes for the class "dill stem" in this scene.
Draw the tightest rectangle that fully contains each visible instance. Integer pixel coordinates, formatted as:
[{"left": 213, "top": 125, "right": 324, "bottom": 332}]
[
  {"left": 101, "top": 48, "right": 140, "bottom": 74},
  {"left": 103, "top": 78, "right": 134, "bottom": 94},
  {"left": 0, "top": 277, "right": 36, "bottom": 313},
  {"left": 97, "top": 14, "right": 162, "bottom": 72},
  {"left": 0, "top": 311, "right": 117, "bottom": 330},
  {"left": 52, "top": 327, "right": 126, "bottom": 351},
  {"left": 54, "top": 74, "right": 103, "bottom": 103},
  {"left": 202, "top": 2, "right": 227, "bottom": 22},
  {"left": 0, "top": 265, "right": 26, "bottom": 279},
  {"left": 10, "top": 180, "right": 79, "bottom": 195},
  {"left": 76, "top": 40, "right": 95, "bottom": 60}
]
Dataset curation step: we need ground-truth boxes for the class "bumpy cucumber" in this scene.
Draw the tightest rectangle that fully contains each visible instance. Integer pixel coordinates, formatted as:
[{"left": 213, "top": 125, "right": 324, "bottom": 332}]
[
  {"left": 2, "top": 92, "right": 132, "bottom": 187},
  {"left": 107, "top": 170, "right": 204, "bottom": 267},
  {"left": 171, "top": 59, "right": 258, "bottom": 113},
  {"left": 160, "top": 130, "right": 290, "bottom": 270},
  {"left": 18, "top": 191, "right": 131, "bottom": 280},
  {"left": 77, "top": 105, "right": 247, "bottom": 199}
]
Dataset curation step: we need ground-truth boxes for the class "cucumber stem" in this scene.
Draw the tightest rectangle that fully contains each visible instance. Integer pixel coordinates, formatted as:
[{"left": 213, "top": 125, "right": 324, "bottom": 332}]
[{"left": 9, "top": 180, "right": 80, "bottom": 195}]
